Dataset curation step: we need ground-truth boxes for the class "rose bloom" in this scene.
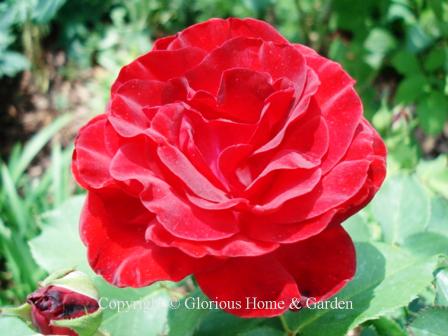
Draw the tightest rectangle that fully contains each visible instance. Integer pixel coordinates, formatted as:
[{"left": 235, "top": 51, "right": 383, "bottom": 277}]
[{"left": 73, "top": 18, "right": 386, "bottom": 317}]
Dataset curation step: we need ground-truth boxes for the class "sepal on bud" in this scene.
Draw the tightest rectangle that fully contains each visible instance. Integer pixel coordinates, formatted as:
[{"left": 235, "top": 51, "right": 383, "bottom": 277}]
[{"left": 25, "top": 269, "right": 102, "bottom": 336}]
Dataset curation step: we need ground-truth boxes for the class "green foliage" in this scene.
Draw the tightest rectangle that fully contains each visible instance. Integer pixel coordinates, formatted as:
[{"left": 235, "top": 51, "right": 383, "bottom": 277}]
[
  {"left": 0, "top": 0, "right": 67, "bottom": 77},
  {"left": 1, "top": 0, "right": 447, "bottom": 138},
  {"left": 3, "top": 169, "right": 445, "bottom": 336},
  {"left": 0, "top": 115, "right": 74, "bottom": 303},
  {"left": 1, "top": 0, "right": 448, "bottom": 335},
  {"left": 435, "top": 270, "right": 448, "bottom": 306},
  {"left": 409, "top": 307, "right": 448, "bottom": 336},
  {"left": 28, "top": 196, "right": 88, "bottom": 273},
  {"left": 371, "top": 175, "right": 430, "bottom": 244},
  {"left": 283, "top": 243, "right": 436, "bottom": 336},
  {"left": 0, "top": 316, "right": 34, "bottom": 336}
]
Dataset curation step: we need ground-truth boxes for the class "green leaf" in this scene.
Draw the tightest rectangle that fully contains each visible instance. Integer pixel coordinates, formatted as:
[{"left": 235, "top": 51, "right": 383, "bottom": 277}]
[
  {"left": 417, "top": 92, "right": 448, "bottom": 135},
  {"left": 404, "top": 232, "right": 448, "bottom": 258},
  {"left": 371, "top": 175, "right": 430, "bottom": 244},
  {"left": 424, "top": 47, "right": 446, "bottom": 72},
  {"left": 0, "top": 317, "right": 35, "bottom": 336},
  {"left": 435, "top": 269, "right": 448, "bottom": 306},
  {"left": 364, "top": 28, "right": 397, "bottom": 54},
  {"left": 417, "top": 156, "right": 448, "bottom": 199},
  {"left": 168, "top": 289, "right": 284, "bottom": 336},
  {"left": 168, "top": 290, "right": 209, "bottom": 336},
  {"left": 394, "top": 75, "right": 428, "bottom": 104},
  {"left": 392, "top": 50, "right": 421, "bottom": 75},
  {"left": 388, "top": 2, "right": 416, "bottom": 24},
  {"left": 427, "top": 198, "right": 448, "bottom": 237},
  {"left": 406, "top": 24, "right": 434, "bottom": 53},
  {"left": 409, "top": 307, "right": 448, "bottom": 336},
  {"left": 100, "top": 288, "right": 171, "bottom": 336},
  {"left": 364, "top": 28, "right": 397, "bottom": 68},
  {"left": 372, "top": 317, "right": 407, "bottom": 336},
  {"left": 0, "top": 51, "right": 29, "bottom": 77},
  {"left": 343, "top": 212, "right": 371, "bottom": 242},
  {"left": 33, "top": 0, "right": 66, "bottom": 23},
  {"left": 372, "top": 103, "right": 392, "bottom": 132},
  {"left": 29, "top": 195, "right": 88, "bottom": 273},
  {"left": 284, "top": 242, "right": 437, "bottom": 336},
  {"left": 194, "top": 310, "right": 263, "bottom": 336},
  {"left": 239, "top": 327, "right": 285, "bottom": 336}
]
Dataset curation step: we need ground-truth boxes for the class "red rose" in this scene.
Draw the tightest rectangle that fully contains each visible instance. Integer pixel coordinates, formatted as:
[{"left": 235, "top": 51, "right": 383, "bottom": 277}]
[{"left": 73, "top": 18, "right": 386, "bottom": 317}]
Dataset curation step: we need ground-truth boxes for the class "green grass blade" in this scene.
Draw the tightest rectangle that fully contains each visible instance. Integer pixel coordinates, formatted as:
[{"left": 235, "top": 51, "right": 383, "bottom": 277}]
[
  {"left": 1, "top": 164, "right": 29, "bottom": 235},
  {"left": 51, "top": 141, "right": 63, "bottom": 206},
  {"left": 11, "top": 114, "right": 72, "bottom": 182}
]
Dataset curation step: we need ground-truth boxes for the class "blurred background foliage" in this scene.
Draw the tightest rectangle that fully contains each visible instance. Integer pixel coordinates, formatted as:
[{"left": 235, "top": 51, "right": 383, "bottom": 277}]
[
  {"left": 0, "top": 0, "right": 447, "bottom": 335},
  {"left": 1, "top": 0, "right": 447, "bottom": 159}
]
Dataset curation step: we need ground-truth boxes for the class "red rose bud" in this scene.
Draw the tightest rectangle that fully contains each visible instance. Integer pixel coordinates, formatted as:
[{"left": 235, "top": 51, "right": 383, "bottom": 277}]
[{"left": 26, "top": 270, "right": 101, "bottom": 336}]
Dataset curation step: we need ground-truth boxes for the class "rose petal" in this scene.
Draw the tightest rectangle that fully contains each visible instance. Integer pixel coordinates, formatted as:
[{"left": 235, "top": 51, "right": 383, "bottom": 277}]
[
  {"left": 249, "top": 87, "right": 295, "bottom": 146},
  {"left": 157, "top": 142, "right": 229, "bottom": 202},
  {"left": 216, "top": 68, "right": 274, "bottom": 123},
  {"left": 246, "top": 149, "right": 322, "bottom": 195},
  {"left": 184, "top": 109, "right": 255, "bottom": 169},
  {"left": 274, "top": 225, "right": 356, "bottom": 301},
  {"left": 141, "top": 184, "right": 239, "bottom": 241},
  {"left": 72, "top": 115, "right": 118, "bottom": 189},
  {"left": 186, "top": 37, "right": 306, "bottom": 95},
  {"left": 152, "top": 35, "right": 176, "bottom": 50},
  {"left": 244, "top": 210, "right": 337, "bottom": 244},
  {"left": 218, "top": 144, "right": 255, "bottom": 191},
  {"left": 112, "top": 48, "right": 205, "bottom": 93},
  {"left": 166, "top": 17, "right": 287, "bottom": 51},
  {"left": 109, "top": 141, "right": 239, "bottom": 240},
  {"left": 108, "top": 79, "right": 188, "bottom": 137},
  {"left": 252, "top": 68, "right": 321, "bottom": 155},
  {"left": 146, "top": 225, "right": 278, "bottom": 258},
  {"left": 250, "top": 168, "right": 322, "bottom": 211},
  {"left": 255, "top": 160, "right": 370, "bottom": 222},
  {"left": 109, "top": 140, "right": 167, "bottom": 194},
  {"left": 81, "top": 190, "right": 201, "bottom": 287},
  {"left": 195, "top": 255, "right": 300, "bottom": 317},
  {"left": 295, "top": 44, "right": 362, "bottom": 173}
]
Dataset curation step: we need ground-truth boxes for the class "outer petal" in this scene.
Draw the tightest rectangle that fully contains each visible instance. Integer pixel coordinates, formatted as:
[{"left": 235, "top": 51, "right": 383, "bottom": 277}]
[
  {"left": 108, "top": 140, "right": 239, "bottom": 241},
  {"left": 332, "top": 119, "right": 387, "bottom": 221},
  {"left": 152, "top": 35, "right": 176, "bottom": 50},
  {"left": 295, "top": 44, "right": 362, "bottom": 173},
  {"left": 72, "top": 115, "right": 119, "bottom": 189},
  {"left": 275, "top": 224, "right": 356, "bottom": 301},
  {"left": 254, "top": 160, "right": 370, "bottom": 222},
  {"left": 141, "top": 184, "right": 239, "bottom": 241},
  {"left": 244, "top": 210, "right": 337, "bottom": 244},
  {"left": 111, "top": 48, "right": 205, "bottom": 93},
  {"left": 185, "top": 37, "right": 306, "bottom": 95},
  {"left": 146, "top": 225, "right": 278, "bottom": 258},
  {"left": 108, "top": 79, "right": 188, "bottom": 137},
  {"left": 248, "top": 168, "right": 322, "bottom": 211},
  {"left": 195, "top": 255, "right": 300, "bottom": 317},
  {"left": 80, "top": 189, "right": 204, "bottom": 287},
  {"left": 164, "top": 17, "right": 287, "bottom": 52}
]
